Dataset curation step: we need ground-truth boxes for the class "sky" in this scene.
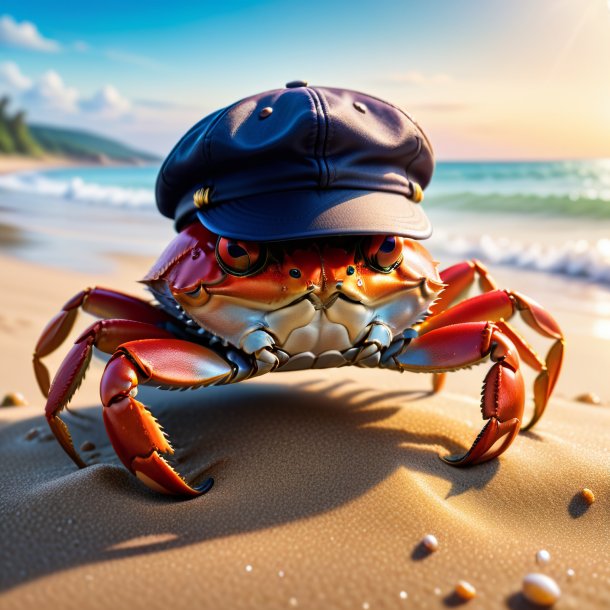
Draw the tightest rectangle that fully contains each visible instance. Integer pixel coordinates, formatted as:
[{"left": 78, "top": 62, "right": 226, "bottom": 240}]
[{"left": 1, "top": 0, "right": 609, "bottom": 160}]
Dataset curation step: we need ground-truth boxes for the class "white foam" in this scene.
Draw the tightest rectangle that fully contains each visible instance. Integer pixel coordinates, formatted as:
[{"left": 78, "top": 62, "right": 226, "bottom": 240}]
[
  {"left": 0, "top": 171, "right": 155, "bottom": 208},
  {"left": 432, "top": 231, "right": 610, "bottom": 285}
]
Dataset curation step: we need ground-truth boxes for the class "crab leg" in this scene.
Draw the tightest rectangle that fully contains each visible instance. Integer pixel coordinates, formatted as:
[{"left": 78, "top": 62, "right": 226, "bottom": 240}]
[
  {"left": 45, "top": 320, "right": 174, "bottom": 468},
  {"left": 100, "top": 339, "right": 235, "bottom": 496},
  {"left": 426, "top": 260, "right": 498, "bottom": 395},
  {"left": 34, "top": 287, "right": 172, "bottom": 397},
  {"left": 429, "top": 259, "right": 497, "bottom": 316},
  {"left": 391, "top": 322, "right": 525, "bottom": 465},
  {"left": 418, "top": 289, "right": 563, "bottom": 429}
]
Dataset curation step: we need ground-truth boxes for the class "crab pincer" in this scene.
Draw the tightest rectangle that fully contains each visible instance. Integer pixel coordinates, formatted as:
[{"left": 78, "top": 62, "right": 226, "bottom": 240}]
[
  {"left": 100, "top": 339, "right": 233, "bottom": 495},
  {"left": 394, "top": 322, "right": 525, "bottom": 465}
]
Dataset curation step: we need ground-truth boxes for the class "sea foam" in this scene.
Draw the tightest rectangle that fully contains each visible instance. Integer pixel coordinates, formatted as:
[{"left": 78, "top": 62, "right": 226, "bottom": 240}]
[
  {"left": 0, "top": 171, "right": 155, "bottom": 207},
  {"left": 431, "top": 230, "right": 610, "bottom": 285}
]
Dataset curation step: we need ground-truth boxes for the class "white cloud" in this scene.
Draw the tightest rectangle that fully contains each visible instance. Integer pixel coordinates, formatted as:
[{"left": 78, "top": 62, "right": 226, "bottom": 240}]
[
  {"left": 0, "top": 15, "right": 60, "bottom": 52},
  {"left": 389, "top": 71, "right": 454, "bottom": 85},
  {"left": 0, "top": 60, "right": 181, "bottom": 152},
  {"left": 23, "top": 70, "right": 79, "bottom": 112},
  {"left": 3, "top": 62, "right": 133, "bottom": 119},
  {"left": 0, "top": 61, "right": 32, "bottom": 90},
  {"left": 81, "top": 85, "right": 131, "bottom": 117}
]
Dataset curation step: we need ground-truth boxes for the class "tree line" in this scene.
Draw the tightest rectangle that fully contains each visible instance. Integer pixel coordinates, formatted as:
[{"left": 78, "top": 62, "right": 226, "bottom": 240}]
[{"left": 0, "top": 97, "right": 45, "bottom": 157}]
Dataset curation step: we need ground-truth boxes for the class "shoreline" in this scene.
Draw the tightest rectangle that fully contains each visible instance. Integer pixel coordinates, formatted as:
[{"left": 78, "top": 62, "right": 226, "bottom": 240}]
[
  {"left": 0, "top": 154, "right": 158, "bottom": 176},
  {"left": 0, "top": 154, "right": 102, "bottom": 176}
]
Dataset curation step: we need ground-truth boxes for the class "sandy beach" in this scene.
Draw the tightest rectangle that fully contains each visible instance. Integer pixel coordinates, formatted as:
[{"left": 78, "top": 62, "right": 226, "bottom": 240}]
[
  {"left": 0, "top": 155, "right": 93, "bottom": 176},
  {"left": 0, "top": 175, "right": 609, "bottom": 609}
]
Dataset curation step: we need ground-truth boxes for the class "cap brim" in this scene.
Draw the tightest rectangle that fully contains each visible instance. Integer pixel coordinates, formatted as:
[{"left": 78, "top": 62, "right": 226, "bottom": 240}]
[{"left": 195, "top": 189, "right": 431, "bottom": 241}]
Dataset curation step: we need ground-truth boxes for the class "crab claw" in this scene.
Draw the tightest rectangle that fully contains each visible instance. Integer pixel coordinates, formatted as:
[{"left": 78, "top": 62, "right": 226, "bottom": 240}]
[
  {"left": 100, "top": 340, "right": 234, "bottom": 496},
  {"left": 101, "top": 356, "right": 207, "bottom": 496},
  {"left": 442, "top": 327, "right": 525, "bottom": 465},
  {"left": 395, "top": 322, "right": 525, "bottom": 466},
  {"left": 42, "top": 320, "right": 175, "bottom": 469}
]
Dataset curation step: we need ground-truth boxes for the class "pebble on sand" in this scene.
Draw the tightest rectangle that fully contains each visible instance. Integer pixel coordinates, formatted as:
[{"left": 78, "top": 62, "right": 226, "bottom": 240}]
[
  {"left": 574, "top": 392, "right": 601, "bottom": 405},
  {"left": 80, "top": 441, "right": 96, "bottom": 452},
  {"left": 422, "top": 534, "right": 438, "bottom": 552},
  {"left": 454, "top": 580, "right": 476, "bottom": 601},
  {"left": 24, "top": 427, "right": 40, "bottom": 441},
  {"left": 536, "top": 549, "right": 551, "bottom": 566},
  {"left": 580, "top": 488, "right": 595, "bottom": 505},
  {"left": 522, "top": 573, "right": 561, "bottom": 606},
  {"left": 1, "top": 392, "right": 28, "bottom": 407}
]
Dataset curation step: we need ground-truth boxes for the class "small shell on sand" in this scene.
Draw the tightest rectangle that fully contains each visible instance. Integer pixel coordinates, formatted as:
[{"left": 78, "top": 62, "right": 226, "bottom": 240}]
[
  {"left": 422, "top": 534, "right": 438, "bottom": 552},
  {"left": 522, "top": 573, "right": 561, "bottom": 606},
  {"left": 536, "top": 549, "right": 551, "bottom": 565},
  {"left": 1, "top": 392, "right": 28, "bottom": 407},
  {"left": 581, "top": 488, "right": 595, "bottom": 504},
  {"left": 574, "top": 392, "right": 601, "bottom": 405},
  {"left": 24, "top": 427, "right": 40, "bottom": 441},
  {"left": 455, "top": 580, "right": 476, "bottom": 600}
]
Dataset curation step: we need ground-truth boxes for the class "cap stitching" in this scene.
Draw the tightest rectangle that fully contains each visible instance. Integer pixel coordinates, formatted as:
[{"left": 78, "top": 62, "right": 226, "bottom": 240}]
[
  {"left": 320, "top": 85, "right": 435, "bottom": 168},
  {"left": 405, "top": 136, "right": 423, "bottom": 178},
  {"left": 311, "top": 87, "right": 332, "bottom": 188},
  {"left": 299, "top": 88, "right": 322, "bottom": 186},
  {"left": 305, "top": 88, "right": 329, "bottom": 188}
]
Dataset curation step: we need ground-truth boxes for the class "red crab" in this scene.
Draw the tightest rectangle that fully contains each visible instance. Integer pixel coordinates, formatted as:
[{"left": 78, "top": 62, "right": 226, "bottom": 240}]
[{"left": 32, "top": 221, "right": 564, "bottom": 497}]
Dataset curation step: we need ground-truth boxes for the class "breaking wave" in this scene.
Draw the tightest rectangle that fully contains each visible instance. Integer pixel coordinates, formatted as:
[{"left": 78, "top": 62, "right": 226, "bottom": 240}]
[
  {"left": 0, "top": 170, "right": 155, "bottom": 208},
  {"left": 431, "top": 230, "right": 610, "bottom": 285}
]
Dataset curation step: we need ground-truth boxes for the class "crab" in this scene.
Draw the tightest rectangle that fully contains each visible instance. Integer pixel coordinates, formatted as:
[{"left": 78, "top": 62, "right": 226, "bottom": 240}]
[{"left": 33, "top": 221, "right": 564, "bottom": 497}]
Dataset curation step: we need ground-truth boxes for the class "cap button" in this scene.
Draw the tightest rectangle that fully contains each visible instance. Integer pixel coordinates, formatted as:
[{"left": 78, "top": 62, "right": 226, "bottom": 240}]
[
  {"left": 285, "top": 80, "right": 309, "bottom": 88},
  {"left": 409, "top": 182, "right": 424, "bottom": 204},
  {"left": 193, "top": 187, "right": 211, "bottom": 208}
]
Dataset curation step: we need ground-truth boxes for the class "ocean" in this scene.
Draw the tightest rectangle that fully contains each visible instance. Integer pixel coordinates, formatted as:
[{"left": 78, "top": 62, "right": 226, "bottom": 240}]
[{"left": 0, "top": 160, "right": 609, "bottom": 284}]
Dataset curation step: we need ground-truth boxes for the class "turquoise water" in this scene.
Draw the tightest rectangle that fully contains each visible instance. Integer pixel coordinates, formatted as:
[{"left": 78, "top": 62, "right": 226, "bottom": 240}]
[
  {"left": 1, "top": 159, "right": 610, "bottom": 216},
  {"left": 0, "top": 160, "right": 609, "bottom": 282},
  {"left": 427, "top": 160, "right": 610, "bottom": 218}
]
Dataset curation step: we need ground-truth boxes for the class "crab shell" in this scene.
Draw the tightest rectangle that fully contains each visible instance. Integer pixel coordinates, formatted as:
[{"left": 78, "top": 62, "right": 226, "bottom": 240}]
[{"left": 142, "top": 222, "right": 444, "bottom": 370}]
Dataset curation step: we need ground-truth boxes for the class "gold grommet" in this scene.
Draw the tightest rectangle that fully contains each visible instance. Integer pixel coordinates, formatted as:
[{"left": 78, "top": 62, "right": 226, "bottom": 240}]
[
  {"left": 410, "top": 182, "right": 424, "bottom": 203},
  {"left": 259, "top": 106, "right": 273, "bottom": 119},
  {"left": 193, "top": 187, "right": 210, "bottom": 208}
]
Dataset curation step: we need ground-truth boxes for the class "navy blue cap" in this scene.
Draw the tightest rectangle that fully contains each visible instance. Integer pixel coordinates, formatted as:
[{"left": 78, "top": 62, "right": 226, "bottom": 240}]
[{"left": 155, "top": 84, "right": 434, "bottom": 240}]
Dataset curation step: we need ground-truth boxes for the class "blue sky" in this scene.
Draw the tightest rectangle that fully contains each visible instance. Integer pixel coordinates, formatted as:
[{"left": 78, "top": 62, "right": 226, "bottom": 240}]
[{"left": 1, "top": 1, "right": 609, "bottom": 159}]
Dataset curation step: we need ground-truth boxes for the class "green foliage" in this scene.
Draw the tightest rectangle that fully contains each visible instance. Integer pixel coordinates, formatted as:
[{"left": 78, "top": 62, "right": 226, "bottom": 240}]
[
  {"left": 8, "top": 110, "right": 45, "bottom": 157},
  {"left": 0, "top": 96, "right": 159, "bottom": 163},
  {"left": 0, "top": 97, "right": 16, "bottom": 153},
  {"left": 0, "top": 97, "right": 43, "bottom": 156},
  {"left": 30, "top": 125, "right": 159, "bottom": 162}
]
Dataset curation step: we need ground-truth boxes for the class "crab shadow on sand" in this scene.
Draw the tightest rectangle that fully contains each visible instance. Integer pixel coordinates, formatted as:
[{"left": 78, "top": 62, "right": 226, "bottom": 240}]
[{"left": 0, "top": 376, "right": 500, "bottom": 592}]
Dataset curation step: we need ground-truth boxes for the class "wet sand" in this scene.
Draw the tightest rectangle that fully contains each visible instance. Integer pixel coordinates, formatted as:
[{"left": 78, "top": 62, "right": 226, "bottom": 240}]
[{"left": 0, "top": 193, "right": 608, "bottom": 609}]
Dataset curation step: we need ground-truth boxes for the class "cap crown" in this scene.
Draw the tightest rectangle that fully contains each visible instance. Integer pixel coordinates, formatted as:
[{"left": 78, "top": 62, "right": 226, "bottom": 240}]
[{"left": 156, "top": 85, "right": 434, "bottom": 233}]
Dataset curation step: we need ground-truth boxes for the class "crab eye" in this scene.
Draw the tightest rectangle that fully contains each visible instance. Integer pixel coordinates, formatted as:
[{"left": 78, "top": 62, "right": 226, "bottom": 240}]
[
  {"left": 216, "top": 237, "right": 265, "bottom": 276},
  {"left": 362, "top": 235, "right": 403, "bottom": 273}
]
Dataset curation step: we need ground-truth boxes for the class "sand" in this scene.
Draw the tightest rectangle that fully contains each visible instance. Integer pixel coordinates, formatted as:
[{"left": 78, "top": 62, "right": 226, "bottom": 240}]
[
  {"left": 0, "top": 155, "right": 91, "bottom": 176},
  {"left": 0, "top": 201, "right": 609, "bottom": 609}
]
